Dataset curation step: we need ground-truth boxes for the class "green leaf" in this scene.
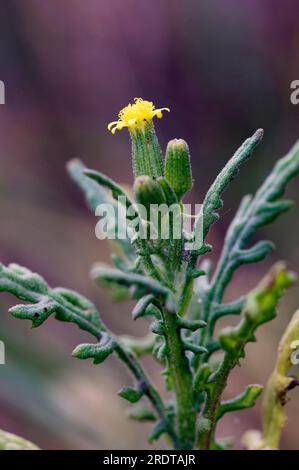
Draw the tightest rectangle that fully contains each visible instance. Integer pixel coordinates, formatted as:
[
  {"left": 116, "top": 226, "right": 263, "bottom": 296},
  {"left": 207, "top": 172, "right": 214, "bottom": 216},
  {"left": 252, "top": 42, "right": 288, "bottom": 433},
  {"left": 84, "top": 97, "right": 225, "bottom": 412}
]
[
  {"left": 201, "top": 129, "right": 264, "bottom": 239},
  {"left": 210, "top": 139, "right": 299, "bottom": 307},
  {"left": 219, "top": 263, "right": 296, "bottom": 357},
  {"left": 177, "top": 317, "right": 207, "bottom": 331},
  {"left": 194, "top": 363, "right": 213, "bottom": 391},
  {"left": 84, "top": 169, "right": 134, "bottom": 210},
  {"left": 198, "top": 263, "right": 295, "bottom": 450},
  {"left": 127, "top": 406, "right": 157, "bottom": 422},
  {"left": 91, "top": 264, "right": 172, "bottom": 298},
  {"left": 72, "top": 336, "right": 116, "bottom": 364},
  {"left": 67, "top": 159, "right": 134, "bottom": 259},
  {"left": 197, "top": 138, "right": 299, "bottom": 370},
  {"left": 150, "top": 320, "right": 165, "bottom": 336},
  {"left": 0, "top": 263, "right": 104, "bottom": 334},
  {"left": 148, "top": 420, "right": 168, "bottom": 443},
  {"left": 0, "top": 262, "right": 174, "bottom": 443},
  {"left": 118, "top": 386, "right": 142, "bottom": 403},
  {"left": 211, "top": 297, "right": 245, "bottom": 321},
  {"left": 131, "top": 294, "right": 157, "bottom": 320},
  {"left": 67, "top": 159, "right": 110, "bottom": 210},
  {"left": 182, "top": 341, "right": 208, "bottom": 355},
  {"left": 216, "top": 384, "right": 263, "bottom": 421}
]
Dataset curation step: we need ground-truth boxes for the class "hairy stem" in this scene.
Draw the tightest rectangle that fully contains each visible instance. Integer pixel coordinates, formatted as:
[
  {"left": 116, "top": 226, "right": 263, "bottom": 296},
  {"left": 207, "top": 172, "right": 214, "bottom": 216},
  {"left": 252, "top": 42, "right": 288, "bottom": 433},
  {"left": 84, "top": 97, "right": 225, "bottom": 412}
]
[
  {"left": 162, "top": 308, "right": 196, "bottom": 449},
  {"left": 114, "top": 342, "right": 178, "bottom": 446},
  {"left": 198, "top": 263, "right": 295, "bottom": 449},
  {"left": 197, "top": 355, "right": 234, "bottom": 449}
]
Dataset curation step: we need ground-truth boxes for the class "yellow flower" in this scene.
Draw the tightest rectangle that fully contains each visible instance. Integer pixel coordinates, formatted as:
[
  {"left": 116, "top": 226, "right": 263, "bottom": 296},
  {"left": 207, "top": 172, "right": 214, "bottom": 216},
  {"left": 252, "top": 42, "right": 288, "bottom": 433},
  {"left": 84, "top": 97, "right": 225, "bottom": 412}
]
[{"left": 108, "top": 98, "right": 170, "bottom": 134}]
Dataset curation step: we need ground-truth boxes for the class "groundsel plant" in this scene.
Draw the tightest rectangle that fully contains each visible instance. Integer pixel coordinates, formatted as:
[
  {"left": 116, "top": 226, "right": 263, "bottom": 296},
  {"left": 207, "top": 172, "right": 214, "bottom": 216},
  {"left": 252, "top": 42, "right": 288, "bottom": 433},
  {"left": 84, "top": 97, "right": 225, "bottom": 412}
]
[{"left": 1, "top": 98, "right": 299, "bottom": 450}]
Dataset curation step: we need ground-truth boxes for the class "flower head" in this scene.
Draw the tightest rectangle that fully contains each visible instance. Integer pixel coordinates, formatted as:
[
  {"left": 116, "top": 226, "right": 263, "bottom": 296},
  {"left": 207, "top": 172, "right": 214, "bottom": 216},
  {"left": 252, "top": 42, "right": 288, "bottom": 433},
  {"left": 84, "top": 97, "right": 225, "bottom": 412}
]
[{"left": 108, "top": 98, "right": 170, "bottom": 134}]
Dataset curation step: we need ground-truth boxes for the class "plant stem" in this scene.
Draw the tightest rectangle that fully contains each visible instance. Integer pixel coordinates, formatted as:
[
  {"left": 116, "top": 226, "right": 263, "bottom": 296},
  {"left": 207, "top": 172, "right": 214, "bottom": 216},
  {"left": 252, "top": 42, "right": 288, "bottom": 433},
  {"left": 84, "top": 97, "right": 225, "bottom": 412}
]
[
  {"left": 177, "top": 257, "right": 196, "bottom": 317},
  {"left": 94, "top": 321, "right": 178, "bottom": 446},
  {"left": 162, "top": 308, "right": 196, "bottom": 449},
  {"left": 197, "top": 354, "right": 233, "bottom": 449},
  {"left": 114, "top": 342, "right": 178, "bottom": 447},
  {"left": 59, "top": 307, "right": 177, "bottom": 444}
]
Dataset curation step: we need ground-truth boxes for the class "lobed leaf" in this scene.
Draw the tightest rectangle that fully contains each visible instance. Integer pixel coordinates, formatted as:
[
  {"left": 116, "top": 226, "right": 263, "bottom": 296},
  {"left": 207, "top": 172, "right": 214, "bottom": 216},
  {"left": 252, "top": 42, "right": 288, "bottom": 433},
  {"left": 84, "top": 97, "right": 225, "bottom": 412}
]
[
  {"left": 72, "top": 335, "right": 116, "bottom": 364},
  {"left": 67, "top": 159, "right": 134, "bottom": 258},
  {"left": 201, "top": 129, "right": 264, "bottom": 239},
  {"left": 216, "top": 385, "right": 263, "bottom": 421},
  {"left": 0, "top": 263, "right": 104, "bottom": 334}
]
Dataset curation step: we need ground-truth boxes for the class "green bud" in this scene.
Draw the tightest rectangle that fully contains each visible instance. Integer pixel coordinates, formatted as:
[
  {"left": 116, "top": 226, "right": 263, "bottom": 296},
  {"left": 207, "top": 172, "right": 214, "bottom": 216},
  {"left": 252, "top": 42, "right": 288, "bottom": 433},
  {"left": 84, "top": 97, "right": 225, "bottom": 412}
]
[
  {"left": 164, "top": 139, "right": 193, "bottom": 200},
  {"left": 133, "top": 175, "right": 166, "bottom": 217}
]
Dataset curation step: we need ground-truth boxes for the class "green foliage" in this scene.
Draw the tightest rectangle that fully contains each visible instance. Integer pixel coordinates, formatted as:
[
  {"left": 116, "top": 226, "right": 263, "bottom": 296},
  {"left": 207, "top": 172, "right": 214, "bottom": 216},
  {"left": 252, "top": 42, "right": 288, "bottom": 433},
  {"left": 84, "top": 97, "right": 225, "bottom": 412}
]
[
  {"left": 202, "top": 128, "right": 264, "bottom": 238},
  {"left": 216, "top": 384, "right": 263, "bottom": 421},
  {"left": 67, "top": 159, "right": 134, "bottom": 259},
  {"left": 0, "top": 263, "right": 105, "bottom": 333},
  {"left": 118, "top": 386, "right": 143, "bottom": 404},
  {"left": 72, "top": 338, "right": 116, "bottom": 365},
  {"left": 1, "top": 106, "right": 299, "bottom": 450},
  {"left": 197, "top": 263, "right": 295, "bottom": 450},
  {"left": 0, "top": 263, "right": 176, "bottom": 445},
  {"left": 127, "top": 406, "right": 156, "bottom": 422}
]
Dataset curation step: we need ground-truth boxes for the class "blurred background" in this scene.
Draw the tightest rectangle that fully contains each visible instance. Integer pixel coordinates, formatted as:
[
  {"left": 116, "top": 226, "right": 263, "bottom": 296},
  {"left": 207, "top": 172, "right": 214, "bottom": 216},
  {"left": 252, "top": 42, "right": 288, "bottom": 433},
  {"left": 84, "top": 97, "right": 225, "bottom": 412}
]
[{"left": 0, "top": 0, "right": 299, "bottom": 449}]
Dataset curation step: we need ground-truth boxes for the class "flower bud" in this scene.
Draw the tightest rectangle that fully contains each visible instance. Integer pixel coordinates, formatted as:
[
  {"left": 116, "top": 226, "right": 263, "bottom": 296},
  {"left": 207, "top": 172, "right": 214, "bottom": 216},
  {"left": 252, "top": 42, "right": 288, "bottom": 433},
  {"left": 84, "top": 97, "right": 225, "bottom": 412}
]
[
  {"left": 164, "top": 139, "right": 193, "bottom": 200},
  {"left": 133, "top": 176, "right": 166, "bottom": 217}
]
